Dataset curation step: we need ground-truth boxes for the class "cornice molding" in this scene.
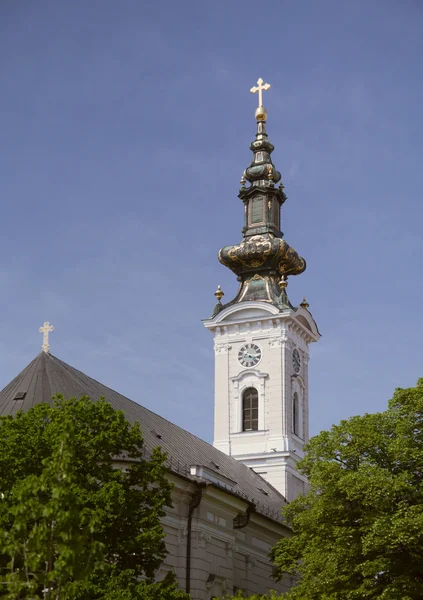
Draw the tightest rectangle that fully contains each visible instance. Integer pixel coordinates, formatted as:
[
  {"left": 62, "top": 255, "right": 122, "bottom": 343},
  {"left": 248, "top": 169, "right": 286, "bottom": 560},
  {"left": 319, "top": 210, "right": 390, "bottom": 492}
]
[
  {"left": 231, "top": 368, "right": 269, "bottom": 383},
  {"left": 206, "top": 301, "right": 281, "bottom": 326}
]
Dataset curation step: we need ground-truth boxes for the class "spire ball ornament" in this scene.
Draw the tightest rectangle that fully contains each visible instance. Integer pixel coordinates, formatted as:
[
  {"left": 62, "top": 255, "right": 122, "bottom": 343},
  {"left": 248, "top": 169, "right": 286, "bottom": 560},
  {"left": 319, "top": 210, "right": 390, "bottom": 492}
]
[
  {"left": 300, "top": 297, "right": 310, "bottom": 309},
  {"left": 250, "top": 78, "right": 270, "bottom": 121},
  {"left": 278, "top": 276, "right": 288, "bottom": 290},
  {"left": 214, "top": 285, "right": 224, "bottom": 301},
  {"left": 255, "top": 105, "right": 268, "bottom": 122}
]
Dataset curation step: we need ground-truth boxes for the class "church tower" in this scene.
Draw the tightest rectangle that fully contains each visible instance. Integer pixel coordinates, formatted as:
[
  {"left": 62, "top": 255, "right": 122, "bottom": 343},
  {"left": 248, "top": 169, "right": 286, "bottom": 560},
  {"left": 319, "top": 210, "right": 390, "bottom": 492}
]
[{"left": 204, "top": 79, "right": 320, "bottom": 502}]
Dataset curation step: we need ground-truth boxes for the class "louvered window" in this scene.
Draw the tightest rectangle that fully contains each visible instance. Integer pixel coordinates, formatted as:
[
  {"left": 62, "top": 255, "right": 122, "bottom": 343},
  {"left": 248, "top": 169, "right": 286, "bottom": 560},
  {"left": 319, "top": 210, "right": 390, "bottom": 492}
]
[
  {"left": 250, "top": 197, "right": 264, "bottom": 224},
  {"left": 242, "top": 387, "right": 258, "bottom": 431}
]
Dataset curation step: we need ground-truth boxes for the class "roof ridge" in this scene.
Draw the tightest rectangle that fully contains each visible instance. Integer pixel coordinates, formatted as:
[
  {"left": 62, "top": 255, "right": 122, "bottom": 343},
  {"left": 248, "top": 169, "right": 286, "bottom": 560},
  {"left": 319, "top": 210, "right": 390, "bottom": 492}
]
[{"left": 49, "top": 354, "right": 219, "bottom": 450}]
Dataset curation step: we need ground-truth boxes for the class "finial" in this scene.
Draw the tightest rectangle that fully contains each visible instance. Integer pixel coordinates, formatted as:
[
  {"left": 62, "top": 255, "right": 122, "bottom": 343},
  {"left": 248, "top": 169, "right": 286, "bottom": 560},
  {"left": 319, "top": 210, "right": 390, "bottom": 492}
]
[
  {"left": 278, "top": 275, "right": 288, "bottom": 290},
  {"left": 211, "top": 286, "right": 225, "bottom": 318},
  {"left": 39, "top": 321, "right": 54, "bottom": 353},
  {"left": 300, "top": 297, "right": 310, "bottom": 309},
  {"left": 250, "top": 77, "right": 270, "bottom": 121},
  {"left": 214, "top": 285, "right": 224, "bottom": 301},
  {"left": 240, "top": 173, "right": 246, "bottom": 187}
]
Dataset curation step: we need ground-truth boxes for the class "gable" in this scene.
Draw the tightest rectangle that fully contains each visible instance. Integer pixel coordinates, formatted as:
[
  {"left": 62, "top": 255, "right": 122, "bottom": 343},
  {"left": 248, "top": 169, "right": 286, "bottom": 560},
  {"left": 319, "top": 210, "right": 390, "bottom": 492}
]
[
  {"left": 221, "top": 307, "right": 272, "bottom": 322},
  {"left": 212, "top": 301, "right": 279, "bottom": 324},
  {"left": 297, "top": 315, "right": 312, "bottom": 331}
]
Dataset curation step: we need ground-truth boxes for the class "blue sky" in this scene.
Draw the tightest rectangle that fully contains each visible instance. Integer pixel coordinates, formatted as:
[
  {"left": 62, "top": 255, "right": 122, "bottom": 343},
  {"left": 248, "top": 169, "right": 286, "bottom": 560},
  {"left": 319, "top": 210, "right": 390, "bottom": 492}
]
[{"left": 0, "top": 0, "right": 422, "bottom": 441}]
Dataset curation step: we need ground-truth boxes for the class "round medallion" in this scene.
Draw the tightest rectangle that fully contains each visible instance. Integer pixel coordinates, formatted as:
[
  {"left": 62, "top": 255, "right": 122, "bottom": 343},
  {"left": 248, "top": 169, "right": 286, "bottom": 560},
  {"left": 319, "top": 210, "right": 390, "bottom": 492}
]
[
  {"left": 293, "top": 348, "right": 301, "bottom": 374},
  {"left": 238, "top": 343, "right": 262, "bottom": 368}
]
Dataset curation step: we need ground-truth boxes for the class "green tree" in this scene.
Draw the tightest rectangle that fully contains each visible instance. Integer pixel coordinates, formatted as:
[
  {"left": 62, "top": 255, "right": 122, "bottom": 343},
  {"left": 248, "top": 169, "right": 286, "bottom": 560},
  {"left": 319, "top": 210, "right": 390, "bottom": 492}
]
[
  {"left": 222, "top": 593, "right": 281, "bottom": 600},
  {"left": 0, "top": 396, "right": 189, "bottom": 600},
  {"left": 271, "top": 379, "right": 423, "bottom": 600}
]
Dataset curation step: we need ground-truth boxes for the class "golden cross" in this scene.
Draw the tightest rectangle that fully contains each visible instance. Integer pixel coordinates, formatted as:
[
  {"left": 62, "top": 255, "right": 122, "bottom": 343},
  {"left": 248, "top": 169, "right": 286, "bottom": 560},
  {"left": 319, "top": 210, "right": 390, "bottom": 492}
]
[
  {"left": 39, "top": 321, "right": 54, "bottom": 353},
  {"left": 250, "top": 78, "right": 271, "bottom": 107}
]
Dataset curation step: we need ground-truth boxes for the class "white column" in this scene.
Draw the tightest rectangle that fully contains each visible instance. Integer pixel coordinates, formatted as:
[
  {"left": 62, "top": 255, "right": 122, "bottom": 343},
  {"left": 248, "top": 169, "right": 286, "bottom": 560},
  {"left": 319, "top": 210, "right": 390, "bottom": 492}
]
[{"left": 213, "top": 339, "right": 231, "bottom": 454}]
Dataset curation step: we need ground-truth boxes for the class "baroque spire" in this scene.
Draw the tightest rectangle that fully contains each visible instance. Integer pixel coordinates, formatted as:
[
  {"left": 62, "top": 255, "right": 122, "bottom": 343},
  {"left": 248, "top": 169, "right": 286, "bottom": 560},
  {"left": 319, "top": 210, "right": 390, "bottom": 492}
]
[{"left": 217, "top": 79, "right": 306, "bottom": 310}]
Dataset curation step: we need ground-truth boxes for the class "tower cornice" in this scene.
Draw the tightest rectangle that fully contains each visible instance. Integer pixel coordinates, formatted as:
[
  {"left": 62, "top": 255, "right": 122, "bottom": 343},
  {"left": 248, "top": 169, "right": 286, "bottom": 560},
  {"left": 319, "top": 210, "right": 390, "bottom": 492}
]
[{"left": 204, "top": 301, "right": 320, "bottom": 345}]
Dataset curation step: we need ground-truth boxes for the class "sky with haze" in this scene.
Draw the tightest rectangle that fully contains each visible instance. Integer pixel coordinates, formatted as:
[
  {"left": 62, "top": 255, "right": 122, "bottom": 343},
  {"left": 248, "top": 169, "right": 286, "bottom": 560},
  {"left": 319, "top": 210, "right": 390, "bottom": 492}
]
[{"left": 0, "top": 1, "right": 422, "bottom": 442}]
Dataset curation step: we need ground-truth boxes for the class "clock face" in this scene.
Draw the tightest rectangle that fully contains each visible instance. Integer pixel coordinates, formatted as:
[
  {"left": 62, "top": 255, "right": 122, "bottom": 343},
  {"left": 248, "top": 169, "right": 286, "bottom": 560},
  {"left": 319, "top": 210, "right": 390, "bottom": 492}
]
[
  {"left": 238, "top": 343, "right": 262, "bottom": 368},
  {"left": 293, "top": 349, "right": 301, "bottom": 374}
]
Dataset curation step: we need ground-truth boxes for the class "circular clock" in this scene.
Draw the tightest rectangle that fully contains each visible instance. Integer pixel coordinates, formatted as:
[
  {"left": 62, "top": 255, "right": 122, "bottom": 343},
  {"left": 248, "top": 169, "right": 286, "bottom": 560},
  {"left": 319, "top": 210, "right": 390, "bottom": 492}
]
[
  {"left": 293, "top": 349, "right": 301, "bottom": 373},
  {"left": 238, "top": 343, "right": 262, "bottom": 368}
]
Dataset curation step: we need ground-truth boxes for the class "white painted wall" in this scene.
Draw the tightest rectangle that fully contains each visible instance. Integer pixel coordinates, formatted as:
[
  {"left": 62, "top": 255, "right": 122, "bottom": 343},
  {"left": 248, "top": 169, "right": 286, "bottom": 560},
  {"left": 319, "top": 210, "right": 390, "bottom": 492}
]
[{"left": 204, "top": 302, "right": 320, "bottom": 502}]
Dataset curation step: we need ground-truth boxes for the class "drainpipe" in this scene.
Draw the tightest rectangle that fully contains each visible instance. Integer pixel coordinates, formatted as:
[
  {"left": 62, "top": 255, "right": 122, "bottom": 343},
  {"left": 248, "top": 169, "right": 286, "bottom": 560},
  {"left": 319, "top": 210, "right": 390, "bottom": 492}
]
[{"left": 186, "top": 484, "right": 204, "bottom": 595}]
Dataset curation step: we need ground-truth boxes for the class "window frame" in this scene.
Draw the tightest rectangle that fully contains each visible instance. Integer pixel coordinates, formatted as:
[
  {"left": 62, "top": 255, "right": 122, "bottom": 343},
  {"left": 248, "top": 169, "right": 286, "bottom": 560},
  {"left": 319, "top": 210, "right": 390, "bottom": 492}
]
[
  {"left": 249, "top": 196, "right": 265, "bottom": 225},
  {"left": 242, "top": 387, "right": 259, "bottom": 431}
]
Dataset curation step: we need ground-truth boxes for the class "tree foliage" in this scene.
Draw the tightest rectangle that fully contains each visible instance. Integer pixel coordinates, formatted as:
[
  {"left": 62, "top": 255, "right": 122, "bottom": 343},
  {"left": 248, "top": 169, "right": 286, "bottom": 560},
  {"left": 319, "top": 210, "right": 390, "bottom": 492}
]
[
  {"left": 0, "top": 396, "right": 189, "bottom": 599},
  {"left": 223, "top": 592, "right": 281, "bottom": 600},
  {"left": 271, "top": 379, "right": 423, "bottom": 599}
]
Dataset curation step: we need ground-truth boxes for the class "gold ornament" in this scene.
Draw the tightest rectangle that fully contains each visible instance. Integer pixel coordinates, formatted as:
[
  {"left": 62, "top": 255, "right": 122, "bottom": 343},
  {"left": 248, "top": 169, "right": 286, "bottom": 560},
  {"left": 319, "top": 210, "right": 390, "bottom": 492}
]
[
  {"left": 300, "top": 297, "right": 309, "bottom": 309},
  {"left": 214, "top": 285, "right": 224, "bottom": 301},
  {"left": 278, "top": 276, "right": 288, "bottom": 290},
  {"left": 250, "top": 78, "right": 270, "bottom": 122}
]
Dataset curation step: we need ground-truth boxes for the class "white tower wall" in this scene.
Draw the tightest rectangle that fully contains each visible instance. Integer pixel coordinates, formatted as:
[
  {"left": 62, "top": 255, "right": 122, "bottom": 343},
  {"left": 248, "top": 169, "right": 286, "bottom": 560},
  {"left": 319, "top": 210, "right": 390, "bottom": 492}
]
[{"left": 204, "top": 302, "right": 320, "bottom": 502}]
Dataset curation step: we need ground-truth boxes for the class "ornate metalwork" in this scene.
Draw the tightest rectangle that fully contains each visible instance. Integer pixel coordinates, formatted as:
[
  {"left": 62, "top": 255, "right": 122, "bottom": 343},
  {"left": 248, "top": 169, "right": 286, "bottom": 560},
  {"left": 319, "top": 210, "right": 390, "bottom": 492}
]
[
  {"left": 250, "top": 77, "right": 271, "bottom": 121},
  {"left": 219, "top": 236, "right": 306, "bottom": 278},
  {"left": 213, "top": 81, "right": 306, "bottom": 314},
  {"left": 250, "top": 77, "right": 270, "bottom": 108}
]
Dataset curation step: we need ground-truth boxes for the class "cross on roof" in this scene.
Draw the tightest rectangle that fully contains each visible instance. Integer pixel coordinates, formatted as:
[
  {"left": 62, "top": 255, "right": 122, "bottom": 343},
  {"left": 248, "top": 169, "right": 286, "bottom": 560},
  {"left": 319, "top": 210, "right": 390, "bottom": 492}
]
[
  {"left": 39, "top": 321, "right": 54, "bottom": 353},
  {"left": 250, "top": 78, "right": 271, "bottom": 108}
]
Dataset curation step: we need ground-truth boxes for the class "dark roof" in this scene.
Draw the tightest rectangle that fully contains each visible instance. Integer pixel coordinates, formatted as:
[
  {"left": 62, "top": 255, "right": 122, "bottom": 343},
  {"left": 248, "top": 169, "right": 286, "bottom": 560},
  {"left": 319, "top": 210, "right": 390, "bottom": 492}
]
[{"left": 0, "top": 352, "right": 286, "bottom": 522}]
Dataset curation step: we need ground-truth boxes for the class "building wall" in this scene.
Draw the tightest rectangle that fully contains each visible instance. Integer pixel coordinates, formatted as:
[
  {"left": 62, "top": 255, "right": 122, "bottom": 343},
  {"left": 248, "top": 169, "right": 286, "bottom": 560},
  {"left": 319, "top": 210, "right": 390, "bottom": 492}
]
[{"left": 159, "top": 474, "right": 291, "bottom": 600}]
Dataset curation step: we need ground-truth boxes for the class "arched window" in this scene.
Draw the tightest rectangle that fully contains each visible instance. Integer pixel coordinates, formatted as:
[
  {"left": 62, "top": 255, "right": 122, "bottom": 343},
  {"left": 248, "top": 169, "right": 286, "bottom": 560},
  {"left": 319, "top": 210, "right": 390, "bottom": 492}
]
[
  {"left": 242, "top": 387, "right": 258, "bottom": 431},
  {"left": 293, "top": 392, "right": 299, "bottom": 436}
]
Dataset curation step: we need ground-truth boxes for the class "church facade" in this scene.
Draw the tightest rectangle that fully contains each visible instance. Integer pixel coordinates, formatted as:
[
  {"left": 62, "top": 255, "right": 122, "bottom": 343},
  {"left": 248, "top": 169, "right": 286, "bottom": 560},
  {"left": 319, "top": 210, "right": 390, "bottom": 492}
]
[{"left": 0, "top": 80, "right": 319, "bottom": 599}]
